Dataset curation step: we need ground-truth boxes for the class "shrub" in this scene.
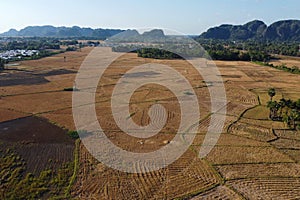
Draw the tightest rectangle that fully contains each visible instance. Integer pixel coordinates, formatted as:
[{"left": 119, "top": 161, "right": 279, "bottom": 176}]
[{"left": 67, "top": 130, "right": 79, "bottom": 139}]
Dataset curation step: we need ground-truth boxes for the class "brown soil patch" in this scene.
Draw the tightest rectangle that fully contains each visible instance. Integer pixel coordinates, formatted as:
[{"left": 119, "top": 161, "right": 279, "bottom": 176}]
[
  {"left": 0, "top": 108, "right": 29, "bottom": 122},
  {"left": 0, "top": 116, "right": 74, "bottom": 174}
]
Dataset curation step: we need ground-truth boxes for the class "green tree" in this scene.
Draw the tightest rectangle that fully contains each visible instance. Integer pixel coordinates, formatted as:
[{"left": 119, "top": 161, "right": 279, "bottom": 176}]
[
  {"left": 296, "top": 99, "right": 300, "bottom": 110},
  {"left": 290, "top": 109, "right": 300, "bottom": 129},
  {"left": 267, "top": 100, "right": 279, "bottom": 120},
  {"left": 268, "top": 88, "right": 276, "bottom": 101},
  {"left": 282, "top": 114, "right": 290, "bottom": 128},
  {"left": 278, "top": 98, "right": 287, "bottom": 117},
  {"left": 277, "top": 98, "right": 300, "bottom": 129},
  {"left": 0, "top": 58, "right": 5, "bottom": 70},
  {"left": 285, "top": 99, "right": 293, "bottom": 113}
]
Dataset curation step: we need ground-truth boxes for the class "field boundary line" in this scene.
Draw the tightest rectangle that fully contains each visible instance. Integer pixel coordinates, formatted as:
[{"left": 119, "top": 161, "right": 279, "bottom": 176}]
[
  {"left": 224, "top": 184, "right": 247, "bottom": 199},
  {"left": 226, "top": 104, "right": 259, "bottom": 134},
  {"left": 1, "top": 89, "right": 65, "bottom": 98}
]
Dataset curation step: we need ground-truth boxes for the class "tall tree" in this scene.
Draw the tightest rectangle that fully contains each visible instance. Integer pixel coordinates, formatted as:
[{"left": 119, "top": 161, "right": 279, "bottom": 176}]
[{"left": 268, "top": 88, "right": 276, "bottom": 101}]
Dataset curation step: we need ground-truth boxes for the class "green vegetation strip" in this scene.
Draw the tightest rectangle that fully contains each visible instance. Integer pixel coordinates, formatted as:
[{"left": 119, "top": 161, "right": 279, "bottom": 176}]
[
  {"left": 64, "top": 139, "right": 80, "bottom": 198},
  {"left": 254, "top": 61, "right": 300, "bottom": 74}
]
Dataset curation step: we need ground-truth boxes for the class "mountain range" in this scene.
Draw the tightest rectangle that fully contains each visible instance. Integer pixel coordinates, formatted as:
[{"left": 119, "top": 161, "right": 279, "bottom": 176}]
[
  {"left": 0, "top": 26, "right": 123, "bottom": 39},
  {"left": 1, "top": 19, "right": 300, "bottom": 41},
  {"left": 200, "top": 19, "right": 300, "bottom": 41}
]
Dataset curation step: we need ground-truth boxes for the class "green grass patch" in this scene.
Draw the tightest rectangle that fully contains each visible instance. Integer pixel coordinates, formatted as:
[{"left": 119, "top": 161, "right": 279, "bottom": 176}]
[
  {"left": 243, "top": 105, "right": 269, "bottom": 120},
  {"left": 0, "top": 146, "right": 76, "bottom": 199},
  {"left": 253, "top": 61, "right": 300, "bottom": 74}
]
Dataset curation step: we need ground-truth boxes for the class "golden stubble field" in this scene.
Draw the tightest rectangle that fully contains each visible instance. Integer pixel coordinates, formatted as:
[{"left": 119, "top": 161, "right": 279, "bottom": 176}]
[{"left": 0, "top": 47, "right": 300, "bottom": 199}]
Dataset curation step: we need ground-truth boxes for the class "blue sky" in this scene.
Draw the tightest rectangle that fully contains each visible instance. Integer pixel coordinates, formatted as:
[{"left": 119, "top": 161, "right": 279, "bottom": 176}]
[{"left": 0, "top": 0, "right": 299, "bottom": 34}]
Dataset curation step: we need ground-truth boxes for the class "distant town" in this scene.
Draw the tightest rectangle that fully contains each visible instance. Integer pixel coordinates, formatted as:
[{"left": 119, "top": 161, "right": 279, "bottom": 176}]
[{"left": 0, "top": 49, "right": 39, "bottom": 60}]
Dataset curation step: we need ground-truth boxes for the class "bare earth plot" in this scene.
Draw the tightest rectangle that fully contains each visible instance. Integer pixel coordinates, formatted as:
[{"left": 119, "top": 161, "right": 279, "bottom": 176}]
[{"left": 0, "top": 47, "right": 300, "bottom": 199}]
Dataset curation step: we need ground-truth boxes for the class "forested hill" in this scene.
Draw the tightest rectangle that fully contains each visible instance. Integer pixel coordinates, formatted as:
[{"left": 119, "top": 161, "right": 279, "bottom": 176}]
[
  {"left": 0, "top": 26, "right": 124, "bottom": 39},
  {"left": 1, "top": 20, "right": 300, "bottom": 41},
  {"left": 200, "top": 19, "right": 300, "bottom": 41}
]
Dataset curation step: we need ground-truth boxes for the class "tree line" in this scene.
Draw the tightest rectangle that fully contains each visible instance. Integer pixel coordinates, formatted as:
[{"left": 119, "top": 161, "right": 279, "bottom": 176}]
[
  {"left": 0, "top": 38, "right": 100, "bottom": 51},
  {"left": 196, "top": 39, "right": 300, "bottom": 57},
  {"left": 1, "top": 39, "right": 60, "bottom": 50},
  {"left": 207, "top": 49, "right": 270, "bottom": 61},
  {"left": 0, "top": 58, "right": 7, "bottom": 70},
  {"left": 238, "top": 41, "right": 299, "bottom": 57},
  {"left": 111, "top": 39, "right": 299, "bottom": 61},
  {"left": 137, "top": 48, "right": 183, "bottom": 59}
]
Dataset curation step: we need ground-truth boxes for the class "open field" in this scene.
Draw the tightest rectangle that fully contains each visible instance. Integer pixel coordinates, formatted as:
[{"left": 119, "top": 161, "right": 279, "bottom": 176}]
[
  {"left": 229, "top": 121, "right": 277, "bottom": 142},
  {"left": 72, "top": 144, "right": 220, "bottom": 199},
  {"left": 0, "top": 47, "right": 299, "bottom": 199},
  {"left": 217, "top": 163, "right": 300, "bottom": 180}
]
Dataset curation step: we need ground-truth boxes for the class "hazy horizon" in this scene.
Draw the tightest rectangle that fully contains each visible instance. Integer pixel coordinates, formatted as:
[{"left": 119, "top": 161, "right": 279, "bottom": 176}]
[{"left": 1, "top": 0, "right": 299, "bottom": 35}]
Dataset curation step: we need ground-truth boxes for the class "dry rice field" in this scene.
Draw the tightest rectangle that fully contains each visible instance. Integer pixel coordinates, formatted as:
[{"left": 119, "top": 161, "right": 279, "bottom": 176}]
[{"left": 0, "top": 47, "right": 300, "bottom": 199}]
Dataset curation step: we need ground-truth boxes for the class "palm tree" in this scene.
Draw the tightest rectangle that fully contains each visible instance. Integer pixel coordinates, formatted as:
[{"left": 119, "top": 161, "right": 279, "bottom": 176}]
[{"left": 268, "top": 88, "right": 276, "bottom": 101}]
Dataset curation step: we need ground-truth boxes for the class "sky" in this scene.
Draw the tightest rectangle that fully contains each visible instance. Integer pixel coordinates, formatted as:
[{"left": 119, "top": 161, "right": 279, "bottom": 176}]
[{"left": 0, "top": 0, "right": 299, "bottom": 35}]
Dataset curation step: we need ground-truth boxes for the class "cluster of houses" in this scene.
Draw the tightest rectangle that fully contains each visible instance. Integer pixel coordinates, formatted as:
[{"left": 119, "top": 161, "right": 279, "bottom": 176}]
[{"left": 0, "top": 49, "right": 39, "bottom": 60}]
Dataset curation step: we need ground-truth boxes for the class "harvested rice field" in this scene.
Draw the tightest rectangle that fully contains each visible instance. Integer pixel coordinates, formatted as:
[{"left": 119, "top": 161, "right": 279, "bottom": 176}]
[{"left": 0, "top": 47, "right": 299, "bottom": 199}]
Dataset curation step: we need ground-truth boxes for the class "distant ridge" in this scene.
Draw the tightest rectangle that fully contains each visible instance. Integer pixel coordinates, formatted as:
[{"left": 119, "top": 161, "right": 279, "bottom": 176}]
[
  {"left": 107, "top": 29, "right": 166, "bottom": 42},
  {"left": 0, "top": 25, "right": 124, "bottom": 39},
  {"left": 1, "top": 20, "right": 300, "bottom": 41},
  {"left": 200, "top": 19, "right": 300, "bottom": 41}
]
